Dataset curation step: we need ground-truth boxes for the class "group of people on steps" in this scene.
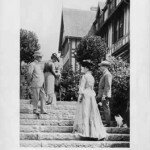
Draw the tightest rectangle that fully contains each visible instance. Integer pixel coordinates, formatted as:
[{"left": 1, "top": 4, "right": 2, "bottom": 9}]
[{"left": 28, "top": 51, "right": 113, "bottom": 141}]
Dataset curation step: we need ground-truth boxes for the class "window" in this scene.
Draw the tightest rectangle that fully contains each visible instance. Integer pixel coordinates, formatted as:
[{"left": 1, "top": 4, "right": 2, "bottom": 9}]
[
  {"left": 113, "top": 20, "right": 119, "bottom": 43},
  {"left": 119, "top": 15, "right": 124, "bottom": 38},
  {"left": 76, "top": 41, "right": 80, "bottom": 47},
  {"left": 72, "top": 41, "right": 76, "bottom": 49},
  {"left": 109, "top": 0, "right": 116, "bottom": 15},
  {"left": 105, "top": 31, "right": 108, "bottom": 46},
  {"left": 100, "top": 14, "right": 104, "bottom": 26},
  {"left": 112, "top": 11, "right": 124, "bottom": 43},
  {"left": 102, "top": 29, "right": 108, "bottom": 46},
  {"left": 104, "top": 9, "right": 108, "bottom": 21},
  {"left": 108, "top": 23, "right": 112, "bottom": 47},
  {"left": 72, "top": 57, "right": 75, "bottom": 71},
  {"left": 96, "top": 22, "right": 99, "bottom": 31}
]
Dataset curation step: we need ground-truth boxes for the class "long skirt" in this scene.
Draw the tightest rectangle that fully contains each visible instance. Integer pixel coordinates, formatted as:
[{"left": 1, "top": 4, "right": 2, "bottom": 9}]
[
  {"left": 73, "top": 89, "right": 107, "bottom": 140},
  {"left": 44, "top": 72, "right": 57, "bottom": 106}
]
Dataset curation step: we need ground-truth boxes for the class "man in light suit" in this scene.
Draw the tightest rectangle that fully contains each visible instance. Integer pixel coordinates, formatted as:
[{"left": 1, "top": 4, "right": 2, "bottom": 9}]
[
  {"left": 97, "top": 61, "right": 112, "bottom": 127},
  {"left": 28, "top": 51, "right": 47, "bottom": 115}
]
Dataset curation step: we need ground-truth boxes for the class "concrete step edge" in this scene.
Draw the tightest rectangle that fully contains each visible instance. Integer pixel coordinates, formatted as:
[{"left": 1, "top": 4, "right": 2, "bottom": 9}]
[
  {"left": 20, "top": 125, "right": 130, "bottom": 134},
  {"left": 20, "top": 100, "right": 77, "bottom": 104},
  {"left": 20, "top": 119, "right": 116, "bottom": 126},
  {"left": 20, "top": 132, "right": 130, "bottom": 136},
  {"left": 20, "top": 140, "right": 130, "bottom": 148},
  {"left": 20, "top": 132, "right": 130, "bottom": 141}
]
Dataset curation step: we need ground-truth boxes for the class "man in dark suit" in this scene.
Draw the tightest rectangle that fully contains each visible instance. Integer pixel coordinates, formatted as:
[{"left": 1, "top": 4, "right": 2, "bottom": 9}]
[{"left": 97, "top": 61, "right": 112, "bottom": 127}]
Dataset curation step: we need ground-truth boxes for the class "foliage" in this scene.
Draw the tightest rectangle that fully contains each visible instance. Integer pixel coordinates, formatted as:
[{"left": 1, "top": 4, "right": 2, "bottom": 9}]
[
  {"left": 20, "top": 64, "right": 32, "bottom": 99},
  {"left": 75, "top": 35, "right": 109, "bottom": 94},
  {"left": 20, "top": 29, "right": 40, "bottom": 98},
  {"left": 108, "top": 56, "right": 130, "bottom": 106},
  {"left": 75, "top": 35, "right": 130, "bottom": 125},
  {"left": 61, "top": 35, "right": 109, "bottom": 101},
  {"left": 108, "top": 56, "right": 130, "bottom": 125},
  {"left": 60, "top": 66, "right": 82, "bottom": 101},
  {"left": 75, "top": 35, "right": 109, "bottom": 69},
  {"left": 20, "top": 29, "right": 40, "bottom": 63}
]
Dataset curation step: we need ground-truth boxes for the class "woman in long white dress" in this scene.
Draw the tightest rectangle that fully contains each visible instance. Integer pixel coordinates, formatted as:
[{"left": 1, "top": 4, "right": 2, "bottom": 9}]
[{"left": 73, "top": 60, "right": 107, "bottom": 140}]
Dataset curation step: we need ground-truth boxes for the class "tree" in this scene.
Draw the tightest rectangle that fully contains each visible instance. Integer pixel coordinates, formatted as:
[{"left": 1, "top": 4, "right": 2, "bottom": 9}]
[
  {"left": 20, "top": 29, "right": 40, "bottom": 63},
  {"left": 75, "top": 35, "right": 109, "bottom": 70},
  {"left": 75, "top": 35, "right": 109, "bottom": 94},
  {"left": 108, "top": 56, "right": 130, "bottom": 126}
]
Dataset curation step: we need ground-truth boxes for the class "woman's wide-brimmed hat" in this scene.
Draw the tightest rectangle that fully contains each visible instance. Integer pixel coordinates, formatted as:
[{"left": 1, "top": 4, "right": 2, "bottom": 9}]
[
  {"left": 51, "top": 53, "right": 59, "bottom": 62},
  {"left": 33, "top": 51, "right": 43, "bottom": 57},
  {"left": 98, "top": 60, "right": 111, "bottom": 67},
  {"left": 82, "top": 59, "right": 93, "bottom": 64}
]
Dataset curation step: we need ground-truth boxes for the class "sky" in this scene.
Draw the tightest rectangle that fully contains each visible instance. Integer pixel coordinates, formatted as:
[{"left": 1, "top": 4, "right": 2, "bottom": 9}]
[{"left": 21, "top": 0, "right": 106, "bottom": 61}]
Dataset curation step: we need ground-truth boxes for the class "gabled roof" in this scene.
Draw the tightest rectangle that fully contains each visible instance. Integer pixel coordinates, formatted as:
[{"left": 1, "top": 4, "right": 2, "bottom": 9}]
[{"left": 62, "top": 8, "right": 96, "bottom": 38}]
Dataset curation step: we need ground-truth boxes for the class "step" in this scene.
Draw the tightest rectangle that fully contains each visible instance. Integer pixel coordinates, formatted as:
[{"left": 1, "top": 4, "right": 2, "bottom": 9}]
[
  {"left": 20, "top": 119, "right": 74, "bottom": 126},
  {"left": 20, "top": 113, "right": 75, "bottom": 120},
  {"left": 20, "top": 119, "right": 114, "bottom": 126},
  {"left": 20, "top": 114, "right": 75, "bottom": 120},
  {"left": 20, "top": 133, "right": 130, "bottom": 141},
  {"left": 20, "top": 103, "right": 104, "bottom": 112},
  {"left": 20, "top": 125, "right": 73, "bottom": 133},
  {"left": 20, "top": 105, "right": 104, "bottom": 115},
  {"left": 20, "top": 140, "right": 130, "bottom": 148},
  {"left": 20, "top": 106, "right": 76, "bottom": 115},
  {"left": 20, "top": 99, "right": 77, "bottom": 105},
  {"left": 20, "top": 108, "right": 104, "bottom": 119},
  {"left": 20, "top": 103, "right": 77, "bottom": 110},
  {"left": 20, "top": 125, "right": 130, "bottom": 134},
  {"left": 20, "top": 112, "right": 105, "bottom": 120}
]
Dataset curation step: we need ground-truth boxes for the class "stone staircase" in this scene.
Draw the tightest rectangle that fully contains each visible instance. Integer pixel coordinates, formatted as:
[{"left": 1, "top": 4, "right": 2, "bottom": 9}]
[{"left": 20, "top": 99, "right": 130, "bottom": 148}]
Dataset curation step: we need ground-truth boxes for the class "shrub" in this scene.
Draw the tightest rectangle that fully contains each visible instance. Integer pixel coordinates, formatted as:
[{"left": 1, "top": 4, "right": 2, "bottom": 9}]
[
  {"left": 75, "top": 35, "right": 130, "bottom": 125},
  {"left": 20, "top": 29, "right": 41, "bottom": 99},
  {"left": 20, "top": 64, "right": 32, "bottom": 99},
  {"left": 108, "top": 56, "right": 130, "bottom": 126},
  {"left": 20, "top": 29, "right": 40, "bottom": 63},
  {"left": 60, "top": 66, "right": 81, "bottom": 101}
]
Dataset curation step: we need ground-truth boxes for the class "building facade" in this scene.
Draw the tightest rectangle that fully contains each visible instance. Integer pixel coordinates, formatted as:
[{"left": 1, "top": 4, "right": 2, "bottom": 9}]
[
  {"left": 59, "top": 36, "right": 81, "bottom": 71},
  {"left": 58, "top": 8, "right": 96, "bottom": 71},
  {"left": 93, "top": 0, "right": 130, "bottom": 62}
]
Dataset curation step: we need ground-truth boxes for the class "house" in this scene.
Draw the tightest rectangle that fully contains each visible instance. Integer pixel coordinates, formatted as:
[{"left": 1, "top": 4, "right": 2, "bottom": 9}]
[
  {"left": 91, "top": 0, "right": 130, "bottom": 62},
  {"left": 58, "top": 8, "right": 96, "bottom": 71}
]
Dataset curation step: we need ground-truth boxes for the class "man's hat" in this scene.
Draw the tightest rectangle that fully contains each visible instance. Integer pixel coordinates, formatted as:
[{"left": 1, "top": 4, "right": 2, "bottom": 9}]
[
  {"left": 98, "top": 60, "right": 111, "bottom": 67},
  {"left": 51, "top": 53, "right": 59, "bottom": 62},
  {"left": 33, "top": 51, "right": 43, "bottom": 57}
]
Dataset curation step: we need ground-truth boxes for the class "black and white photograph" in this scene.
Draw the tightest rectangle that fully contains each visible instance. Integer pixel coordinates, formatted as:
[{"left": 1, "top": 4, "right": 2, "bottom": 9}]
[
  {"left": 0, "top": 0, "right": 150, "bottom": 149},
  {"left": 20, "top": 0, "right": 130, "bottom": 148}
]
